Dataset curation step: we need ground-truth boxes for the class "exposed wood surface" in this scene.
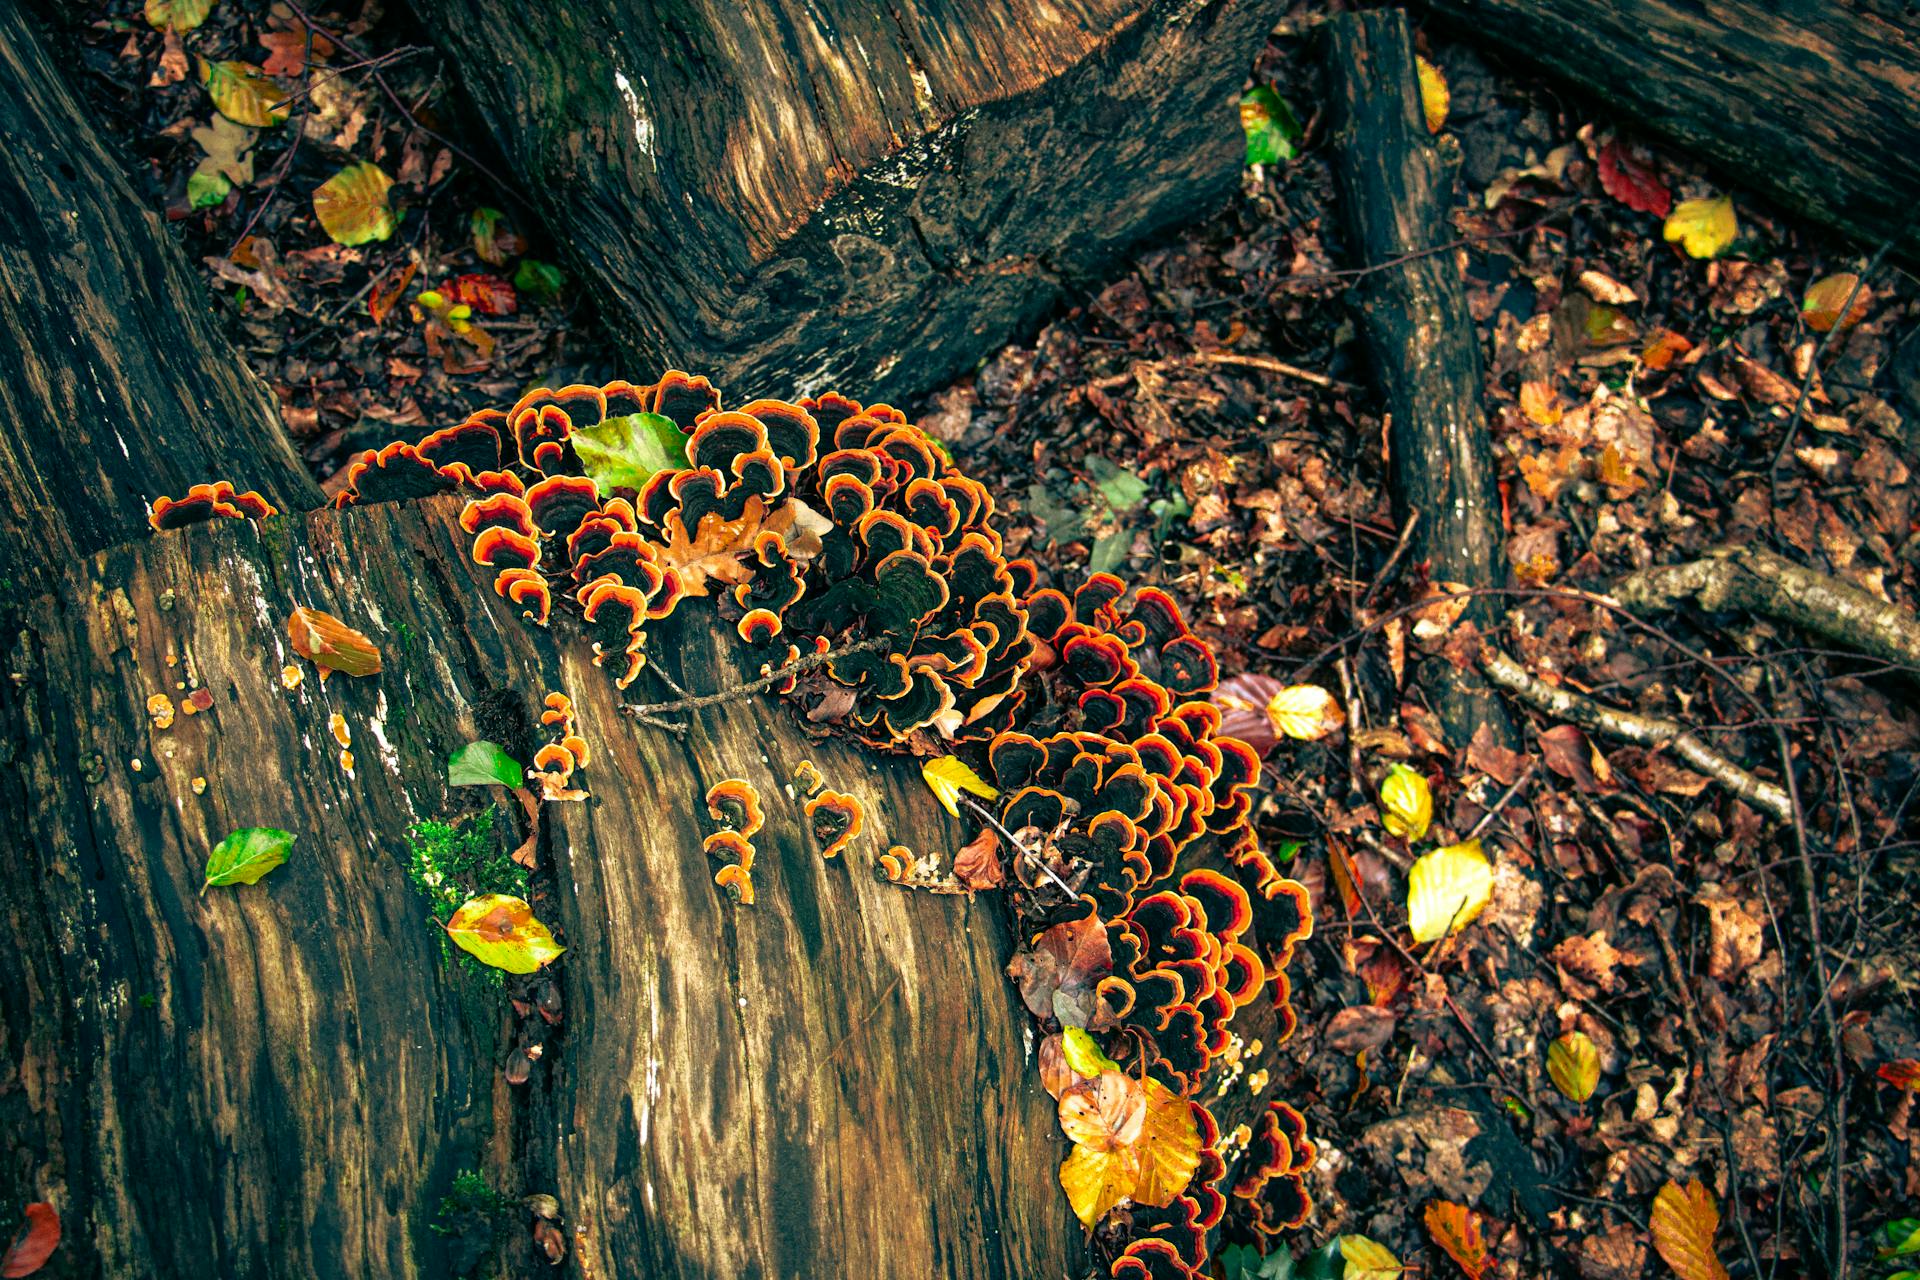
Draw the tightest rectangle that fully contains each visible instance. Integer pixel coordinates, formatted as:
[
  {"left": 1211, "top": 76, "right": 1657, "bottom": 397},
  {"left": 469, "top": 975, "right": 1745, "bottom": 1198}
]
[
  {"left": 1323, "top": 9, "right": 1513, "bottom": 748},
  {"left": 0, "top": 5, "right": 319, "bottom": 607},
  {"left": 0, "top": 496, "right": 1080, "bottom": 1278},
  {"left": 413, "top": 0, "right": 1283, "bottom": 402},
  {"left": 1425, "top": 0, "right": 1920, "bottom": 261}
]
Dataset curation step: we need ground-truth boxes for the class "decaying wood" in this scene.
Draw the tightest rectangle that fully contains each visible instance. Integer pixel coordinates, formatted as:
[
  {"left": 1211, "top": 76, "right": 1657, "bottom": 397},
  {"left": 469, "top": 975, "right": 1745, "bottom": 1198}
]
[
  {"left": 1428, "top": 0, "right": 1920, "bottom": 263},
  {"left": 1480, "top": 646, "right": 1792, "bottom": 821},
  {"left": 412, "top": 0, "right": 1283, "bottom": 402},
  {"left": 1322, "top": 9, "right": 1513, "bottom": 749},
  {"left": 0, "top": 5, "right": 319, "bottom": 607},
  {"left": 1613, "top": 545, "right": 1920, "bottom": 674},
  {"left": 0, "top": 497, "right": 1083, "bottom": 1277}
]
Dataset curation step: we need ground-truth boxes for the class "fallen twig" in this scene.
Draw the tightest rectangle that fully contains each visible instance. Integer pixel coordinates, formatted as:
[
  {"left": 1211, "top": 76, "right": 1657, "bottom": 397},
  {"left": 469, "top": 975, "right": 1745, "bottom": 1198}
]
[
  {"left": 1480, "top": 647, "right": 1791, "bottom": 821},
  {"left": 624, "top": 636, "right": 888, "bottom": 721},
  {"left": 1089, "top": 349, "right": 1348, "bottom": 393}
]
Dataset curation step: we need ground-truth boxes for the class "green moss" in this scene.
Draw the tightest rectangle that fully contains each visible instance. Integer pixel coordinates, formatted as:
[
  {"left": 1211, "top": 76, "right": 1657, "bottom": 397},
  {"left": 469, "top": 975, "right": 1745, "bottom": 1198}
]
[
  {"left": 407, "top": 817, "right": 528, "bottom": 985},
  {"left": 432, "top": 1168, "right": 518, "bottom": 1276}
]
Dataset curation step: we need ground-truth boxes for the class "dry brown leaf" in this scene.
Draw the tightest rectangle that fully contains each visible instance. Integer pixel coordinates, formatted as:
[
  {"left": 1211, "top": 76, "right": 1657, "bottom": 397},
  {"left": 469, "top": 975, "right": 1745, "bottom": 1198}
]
[
  {"left": 1696, "top": 893, "right": 1763, "bottom": 982},
  {"left": 952, "top": 827, "right": 1004, "bottom": 890},
  {"left": 652, "top": 500, "right": 770, "bottom": 596},
  {"left": 1649, "top": 1178, "right": 1730, "bottom": 1280}
]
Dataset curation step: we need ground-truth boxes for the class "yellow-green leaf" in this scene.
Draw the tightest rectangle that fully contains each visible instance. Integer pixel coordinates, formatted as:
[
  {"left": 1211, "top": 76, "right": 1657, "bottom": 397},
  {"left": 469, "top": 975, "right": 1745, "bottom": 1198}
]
[
  {"left": 1650, "top": 1179, "right": 1731, "bottom": 1280},
  {"left": 1060, "top": 1026, "right": 1121, "bottom": 1078},
  {"left": 1266, "top": 683, "right": 1344, "bottom": 742},
  {"left": 921, "top": 755, "right": 998, "bottom": 817},
  {"left": 1416, "top": 56, "right": 1449, "bottom": 133},
  {"left": 1341, "top": 1234, "right": 1404, "bottom": 1280},
  {"left": 313, "top": 162, "right": 397, "bottom": 246},
  {"left": 1406, "top": 838, "right": 1493, "bottom": 942},
  {"left": 1801, "top": 273, "right": 1870, "bottom": 334},
  {"left": 202, "top": 826, "right": 294, "bottom": 894},
  {"left": 201, "top": 59, "right": 288, "bottom": 128},
  {"left": 1663, "top": 196, "right": 1738, "bottom": 260},
  {"left": 146, "top": 0, "right": 213, "bottom": 31},
  {"left": 1379, "top": 763, "right": 1432, "bottom": 842},
  {"left": 444, "top": 893, "right": 565, "bottom": 974},
  {"left": 1547, "top": 1030, "right": 1600, "bottom": 1102}
]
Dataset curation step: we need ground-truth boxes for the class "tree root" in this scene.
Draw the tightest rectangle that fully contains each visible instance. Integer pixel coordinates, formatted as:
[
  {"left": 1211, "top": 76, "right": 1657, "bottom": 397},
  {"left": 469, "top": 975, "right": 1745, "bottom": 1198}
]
[
  {"left": 1480, "top": 647, "right": 1792, "bottom": 821},
  {"left": 1613, "top": 545, "right": 1920, "bottom": 672}
]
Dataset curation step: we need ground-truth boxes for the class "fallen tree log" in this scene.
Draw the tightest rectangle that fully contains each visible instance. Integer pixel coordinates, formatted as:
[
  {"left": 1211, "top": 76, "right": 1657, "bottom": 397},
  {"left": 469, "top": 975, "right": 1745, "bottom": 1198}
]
[
  {"left": 1425, "top": 0, "right": 1920, "bottom": 262},
  {"left": 410, "top": 0, "right": 1282, "bottom": 403},
  {"left": 1322, "top": 8, "right": 1513, "bottom": 750},
  {"left": 0, "top": 3, "right": 318, "bottom": 608}
]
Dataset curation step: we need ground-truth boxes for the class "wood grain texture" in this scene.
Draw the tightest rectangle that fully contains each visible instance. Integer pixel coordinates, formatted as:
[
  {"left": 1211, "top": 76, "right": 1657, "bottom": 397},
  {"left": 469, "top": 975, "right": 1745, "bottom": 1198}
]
[
  {"left": 1424, "top": 0, "right": 1920, "bottom": 261},
  {"left": 413, "top": 0, "right": 1281, "bottom": 401},
  {"left": 1324, "top": 10, "right": 1512, "bottom": 747},
  {"left": 0, "top": 6, "right": 320, "bottom": 607},
  {"left": 0, "top": 495, "right": 1080, "bottom": 1278}
]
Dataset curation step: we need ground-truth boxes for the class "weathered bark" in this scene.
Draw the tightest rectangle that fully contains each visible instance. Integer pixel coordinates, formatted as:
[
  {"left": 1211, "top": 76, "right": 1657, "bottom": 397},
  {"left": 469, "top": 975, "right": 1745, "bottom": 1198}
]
[
  {"left": 1323, "top": 9, "right": 1513, "bottom": 749},
  {"left": 0, "top": 497, "right": 1081, "bottom": 1278},
  {"left": 411, "top": 0, "right": 1282, "bottom": 403},
  {"left": 1426, "top": 0, "right": 1920, "bottom": 262},
  {"left": 0, "top": 5, "right": 319, "bottom": 608}
]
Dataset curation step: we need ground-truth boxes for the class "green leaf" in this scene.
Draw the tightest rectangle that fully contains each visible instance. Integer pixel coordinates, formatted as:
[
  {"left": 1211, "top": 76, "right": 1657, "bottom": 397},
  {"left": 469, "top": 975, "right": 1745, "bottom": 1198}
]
[
  {"left": 1294, "top": 1237, "right": 1347, "bottom": 1280},
  {"left": 202, "top": 59, "right": 288, "bottom": 128},
  {"left": 1086, "top": 456, "right": 1147, "bottom": 511},
  {"left": 572, "top": 412, "right": 691, "bottom": 491},
  {"left": 1060, "top": 1026, "right": 1120, "bottom": 1078},
  {"left": 187, "top": 165, "right": 232, "bottom": 209},
  {"left": 1025, "top": 482, "right": 1088, "bottom": 545},
  {"left": 1878, "top": 1219, "right": 1920, "bottom": 1258},
  {"left": 313, "top": 162, "right": 397, "bottom": 246},
  {"left": 1089, "top": 530, "right": 1130, "bottom": 575},
  {"left": 202, "top": 827, "right": 294, "bottom": 893},
  {"left": 1219, "top": 1243, "right": 1296, "bottom": 1280},
  {"left": 444, "top": 893, "right": 564, "bottom": 973},
  {"left": 1274, "top": 839, "right": 1304, "bottom": 865},
  {"left": 146, "top": 0, "right": 214, "bottom": 30},
  {"left": 448, "top": 741, "right": 524, "bottom": 790},
  {"left": 1240, "top": 85, "right": 1301, "bottom": 166},
  {"left": 513, "top": 258, "right": 566, "bottom": 302}
]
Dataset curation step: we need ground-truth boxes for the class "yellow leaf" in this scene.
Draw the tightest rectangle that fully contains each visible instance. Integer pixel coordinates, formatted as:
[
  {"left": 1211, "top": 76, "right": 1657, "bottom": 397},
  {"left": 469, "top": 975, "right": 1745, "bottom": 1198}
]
[
  {"left": 1662, "top": 196, "right": 1738, "bottom": 260},
  {"left": 1423, "top": 1200, "right": 1490, "bottom": 1280},
  {"left": 1266, "top": 684, "right": 1344, "bottom": 742},
  {"left": 1650, "top": 1179, "right": 1730, "bottom": 1280},
  {"left": 1416, "top": 56, "right": 1449, "bottom": 133},
  {"left": 1406, "top": 838, "right": 1493, "bottom": 942},
  {"left": 1060, "top": 1142, "right": 1135, "bottom": 1229},
  {"left": 921, "top": 755, "right": 998, "bottom": 818},
  {"left": 1547, "top": 1030, "right": 1600, "bottom": 1102},
  {"left": 1518, "top": 379, "right": 1563, "bottom": 427},
  {"left": 201, "top": 59, "right": 287, "bottom": 128},
  {"left": 313, "top": 162, "right": 397, "bottom": 246},
  {"left": 1379, "top": 763, "right": 1432, "bottom": 842},
  {"left": 146, "top": 0, "right": 213, "bottom": 31},
  {"left": 1127, "top": 1076, "right": 1202, "bottom": 1208},
  {"left": 444, "top": 893, "right": 565, "bottom": 974},
  {"left": 1801, "top": 272, "right": 1870, "bottom": 334},
  {"left": 1341, "top": 1234, "right": 1404, "bottom": 1280}
]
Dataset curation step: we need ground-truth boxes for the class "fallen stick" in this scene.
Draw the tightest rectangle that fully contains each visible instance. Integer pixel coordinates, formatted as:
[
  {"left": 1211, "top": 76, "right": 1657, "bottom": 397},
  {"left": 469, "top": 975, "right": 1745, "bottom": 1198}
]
[
  {"left": 1613, "top": 545, "right": 1920, "bottom": 673},
  {"left": 1480, "top": 647, "right": 1791, "bottom": 821}
]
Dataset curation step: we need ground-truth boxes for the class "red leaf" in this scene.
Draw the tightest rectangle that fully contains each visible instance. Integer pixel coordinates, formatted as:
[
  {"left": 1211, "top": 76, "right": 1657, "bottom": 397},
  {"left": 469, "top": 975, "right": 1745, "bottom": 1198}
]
[
  {"left": 1879, "top": 1059, "right": 1920, "bottom": 1091},
  {"left": 449, "top": 272, "right": 519, "bottom": 317},
  {"left": 1, "top": 1203, "right": 59, "bottom": 1278},
  {"left": 1597, "top": 140, "right": 1672, "bottom": 218}
]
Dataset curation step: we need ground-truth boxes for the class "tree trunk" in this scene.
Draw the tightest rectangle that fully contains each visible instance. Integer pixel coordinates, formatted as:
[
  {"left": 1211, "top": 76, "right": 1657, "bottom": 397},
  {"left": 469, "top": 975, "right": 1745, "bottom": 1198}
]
[
  {"left": 1426, "top": 0, "right": 1920, "bottom": 262},
  {"left": 411, "top": 0, "right": 1282, "bottom": 403},
  {"left": 1323, "top": 9, "right": 1513, "bottom": 750},
  {"left": 0, "top": 4, "right": 320, "bottom": 609}
]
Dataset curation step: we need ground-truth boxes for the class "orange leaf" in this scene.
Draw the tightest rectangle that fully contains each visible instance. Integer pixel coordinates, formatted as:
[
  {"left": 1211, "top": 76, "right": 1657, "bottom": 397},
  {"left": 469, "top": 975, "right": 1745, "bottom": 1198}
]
[
  {"left": 1423, "top": 1200, "right": 1489, "bottom": 1280},
  {"left": 1650, "top": 1179, "right": 1730, "bottom": 1280},
  {"left": 1879, "top": 1059, "right": 1920, "bottom": 1091},
  {"left": 287, "top": 606, "right": 382, "bottom": 680},
  {"left": 1055, "top": 1070, "right": 1201, "bottom": 1229},
  {"left": 367, "top": 260, "right": 418, "bottom": 326},
  {"left": 652, "top": 500, "right": 771, "bottom": 596},
  {"left": 0, "top": 1202, "right": 59, "bottom": 1278}
]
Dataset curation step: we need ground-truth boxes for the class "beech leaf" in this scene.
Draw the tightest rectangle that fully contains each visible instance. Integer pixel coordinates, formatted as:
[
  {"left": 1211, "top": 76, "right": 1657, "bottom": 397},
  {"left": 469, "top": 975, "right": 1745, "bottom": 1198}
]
[
  {"left": 202, "top": 826, "right": 294, "bottom": 894},
  {"left": 1547, "top": 1030, "right": 1601, "bottom": 1102},
  {"left": 313, "top": 162, "right": 397, "bottom": 246},
  {"left": 287, "top": 606, "right": 382, "bottom": 679},
  {"left": 1423, "top": 1200, "right": 1490, "bottom": 1280},
  {"left": 444, "top": 893, "right": 565, "bottom": 974},
  {"left": 1340, "top": 1234, "right": 1403, "bottom": 1280},
  {"left": 201, "top": 59, "right": 288, "bottom": 128},
  {"left": 145, "top": 0, "right": 213, "bottom": 31},
  {"left": 448, "top": 741, "right": 524, "bottom": 790},
  {"left": 1266, "top": 683, "right": 1344, "bottom": 742},
  {"left": 1239, "top": 86, "right": 1300, "bottom": 166},
  {"left": 0, "top": 1202, "right": 59, "bottom": 1279},
  {"left": 1663, "top": 196, "right": 1738, "bottom": 260},
  {"left": 1801, "top": 273, "right": 1870, "bottom": 334},
  {"left": 1650, "top": 1179, "right": 1731, "bottom": 1280},
  {"left": 572, "top": 412, "right": 690, "bottom": 492},
  {"left": 921, "top": 755, "right": 999, "bottom": 817},
  {"left": 1406, "top": 838, "right": 1493, "bottom": 942},
  {"left": 1596, "top": 139, "right": 1672, "bottom": 217},
  {"left": 1060, "top": 1026, "right": 1120, "bottom": 1078},
  {"left": 1378, "top": 763, "right": 1432, "bottom": 842}
]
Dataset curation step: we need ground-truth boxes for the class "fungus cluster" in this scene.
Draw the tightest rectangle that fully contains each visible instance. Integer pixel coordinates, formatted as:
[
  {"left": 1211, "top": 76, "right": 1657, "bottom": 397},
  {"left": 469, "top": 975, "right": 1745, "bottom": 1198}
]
[
  {"left": 148, "top": 481, "right": 278, "bottom": 531},
  {"left": 992, "top": 573, "right": 1314, "bottom": 1277},
  {"left": 529, "top": 693, "right": 591, "bottom": 801},
  {"left": 704, "top": 778, "right": 763, "bottom": 904},
  {"left": 330, "top": 375, "right": 1035, "bottom": 747}
]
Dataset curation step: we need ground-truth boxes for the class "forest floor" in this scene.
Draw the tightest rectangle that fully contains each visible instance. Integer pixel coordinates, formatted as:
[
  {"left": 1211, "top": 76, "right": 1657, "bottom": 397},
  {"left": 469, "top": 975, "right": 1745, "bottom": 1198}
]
[{"left": 75, "top": 0, "right": 1920, "bottom": 1276}]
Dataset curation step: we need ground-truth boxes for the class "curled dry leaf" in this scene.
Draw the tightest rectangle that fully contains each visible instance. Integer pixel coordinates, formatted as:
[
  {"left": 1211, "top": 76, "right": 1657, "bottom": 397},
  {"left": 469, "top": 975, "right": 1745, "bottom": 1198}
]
[
  {"left": 288, "top": 606, "right": 382, "bottom": 680},
  {"left": 1596, "top": 138, "right": 1672, "bottom": 218},
  {"left": 1406, "top": 839, "right": 1493, "bottom": 943},
  {"left": 1423, "top": 1200, "right": 1490, "bottom": 1280},
  {"left": 1415, "top": 56, "right": 1449, "bottom": 133},
  {"left": 951, "top": 827, "right": 1004, "bottom": 890},
  {"left": 1649, "top": 1178, "right": 1730, "bottom": 1280},
  {"left": 1547, "top": 1030, "right": 1601, "bottom": 1102},
  {"left": 1007, "top": 914, "right": 1113, "bottom": 1026}
]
